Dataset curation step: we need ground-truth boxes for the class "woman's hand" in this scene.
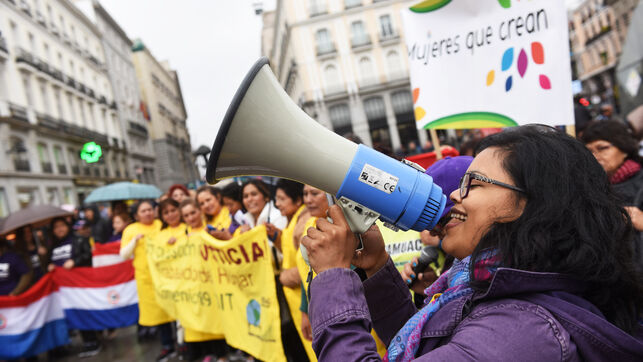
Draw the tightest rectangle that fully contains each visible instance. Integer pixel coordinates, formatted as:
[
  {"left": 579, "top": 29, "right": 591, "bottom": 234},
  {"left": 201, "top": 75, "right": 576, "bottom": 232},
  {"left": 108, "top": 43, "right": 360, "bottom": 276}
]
[
  {"left": 208, "top": 228, "right": 233, "bottom": 240},
  {"left": 301, "top": 312, "right": 312, "bottom": 341},
  {"left": 134, "top": 234, "right": 144, "bottom": 242},
  {"left": 401, "top": 257, "right": 438, "bottom": 295},
  {"left": 167, "top": 237, "right": 176, "bottom": 245},
  {"left": 350, "top": 224, "right": 389, "bottom": 278},
  {"left": 625, "top": 206, "right": 643, "bottom": 231},
  {"left": 279, "top": 267, "right": 301, "bottom": 288},
  {"left": 301, "top": 205, "right": 359, "bottom": 274},
  {"left": 63, "top": 259, "right": 75, "bottom": 269},
  {"left": 238, "top": 225, "right": 251, "bottom": 234},
  {"left": 265, "top": 223, "right": 282, "bottom": 251},
  {"left": 38, "top": 246, "right": 48, "bottom": 256}
]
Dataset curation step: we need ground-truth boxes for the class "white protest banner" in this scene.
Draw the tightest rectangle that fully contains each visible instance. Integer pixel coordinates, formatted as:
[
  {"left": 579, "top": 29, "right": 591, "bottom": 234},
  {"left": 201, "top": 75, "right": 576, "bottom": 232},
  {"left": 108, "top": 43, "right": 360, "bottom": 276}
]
[{"left": 401, "top": 0, "right": 574, "bottom": 129}]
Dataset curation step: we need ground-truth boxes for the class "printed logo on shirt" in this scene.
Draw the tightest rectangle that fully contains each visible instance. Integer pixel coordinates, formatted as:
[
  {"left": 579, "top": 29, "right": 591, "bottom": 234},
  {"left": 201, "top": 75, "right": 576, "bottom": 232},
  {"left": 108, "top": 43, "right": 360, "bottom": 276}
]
[
  {"left": 0, "top": 263, "right": 9, "bottom": 278},
  {"left": 51, "top": 244, "right": 72, "bottom": 261},
  {"left": 31, "top": 254, "right": 40, "bottom": 268}
]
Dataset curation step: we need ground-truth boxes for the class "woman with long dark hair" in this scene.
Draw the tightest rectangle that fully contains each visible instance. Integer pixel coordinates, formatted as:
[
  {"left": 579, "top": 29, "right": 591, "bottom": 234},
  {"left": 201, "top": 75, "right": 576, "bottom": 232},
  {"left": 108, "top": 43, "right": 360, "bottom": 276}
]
[
  {"left": 240, "top": 179, "right": 287, "bottom": 232},
  {"left": 302, "top": 125, "right": 643, "bottom": 360}
]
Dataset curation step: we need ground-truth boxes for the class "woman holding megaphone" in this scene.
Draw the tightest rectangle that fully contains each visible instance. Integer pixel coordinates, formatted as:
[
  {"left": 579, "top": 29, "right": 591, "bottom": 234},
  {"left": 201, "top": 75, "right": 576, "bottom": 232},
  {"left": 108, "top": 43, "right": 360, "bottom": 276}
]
[{"left": 301, "top": 125, "right": 643, "bottom": 361}]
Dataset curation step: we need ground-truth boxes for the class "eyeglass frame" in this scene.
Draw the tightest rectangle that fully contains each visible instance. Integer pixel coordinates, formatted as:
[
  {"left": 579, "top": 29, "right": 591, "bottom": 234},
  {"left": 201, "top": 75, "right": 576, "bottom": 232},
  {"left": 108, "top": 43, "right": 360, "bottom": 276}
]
[{"left": 459, "top": 172, "right": 526, "bottom": 199}]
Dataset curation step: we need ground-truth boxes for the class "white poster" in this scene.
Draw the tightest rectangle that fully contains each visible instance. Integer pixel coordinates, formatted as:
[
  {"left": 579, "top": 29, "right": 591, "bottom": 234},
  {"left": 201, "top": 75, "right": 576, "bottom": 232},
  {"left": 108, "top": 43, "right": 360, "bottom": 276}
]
[{"left": 401, "top": 0, "right": 574, "bottom": 129}]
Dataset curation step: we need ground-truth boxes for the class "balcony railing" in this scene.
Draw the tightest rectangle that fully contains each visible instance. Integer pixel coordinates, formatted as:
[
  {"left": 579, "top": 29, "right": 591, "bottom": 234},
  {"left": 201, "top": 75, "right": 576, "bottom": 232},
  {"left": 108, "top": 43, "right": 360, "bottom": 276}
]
[
  {"left": 128, "top": 121, "right": 149, "bottom": 137},
  {"left": 41, "top": 162, "right": 53, "bottom": 173},
  {"left": 66, "top": 76, "right": 76, "bottom": 88},
  {"left": 110, "top": 101, "right": 118, "bottom": 110},
  {"left": 51, "top": 68, "right": 64, "bottom": 82},
  {"left": 98, "top": 96, "right": 107, "bottom": 105},
  {"left": 57, "top": 164, "right": 67, "bottom": 175},
  {"left": 379, "top": 31, "right": 400, "bottom": 43},
  {"left": 9, "top": 103, "right": 28, "bottom": 122},
  {"left": 19, "top": 0, "right": 31, "bottom": 16},
  {"left": 35, "top": 11, "right": 47, "bottom": 27},
  {"left": 351, "top": 35, "right": 372, "bottom": 48},
  {"left": 0, "top": 34, "right": 7, "bottom": 53},
  {"left": 15, "top": 47, "right": 37, "bottom": 68},
  {"left": 309, "top": 1, "right": 327, "bottom": 17},
  {"left": 317, "top": 42, "right": 336, "bottom": 56},
  {"left": 87, "top": 88, "right": 95, "bottom": 98},
  {"left": 14, "top": 159, "right": 30, "bottom": 172},
  {"left": 50, "top": 22, "right": 59, "bottom": 36},
  {"left": 344, "top": 0, "right": 362, "bottom": 9}
]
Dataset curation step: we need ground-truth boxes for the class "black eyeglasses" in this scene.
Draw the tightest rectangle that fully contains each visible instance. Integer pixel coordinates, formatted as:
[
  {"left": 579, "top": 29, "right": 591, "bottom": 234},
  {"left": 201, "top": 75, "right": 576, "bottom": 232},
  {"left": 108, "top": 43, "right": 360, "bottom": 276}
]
[{"left": 459, "top": 172, "right": 526, "bottom": 199}]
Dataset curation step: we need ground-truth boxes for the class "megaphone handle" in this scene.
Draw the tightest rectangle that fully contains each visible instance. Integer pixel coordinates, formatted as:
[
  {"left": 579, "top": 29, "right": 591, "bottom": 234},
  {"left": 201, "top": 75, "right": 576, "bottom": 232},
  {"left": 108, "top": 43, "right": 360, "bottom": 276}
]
[{"left": 326, "top": 194, "right": 364, "bottom": 251}]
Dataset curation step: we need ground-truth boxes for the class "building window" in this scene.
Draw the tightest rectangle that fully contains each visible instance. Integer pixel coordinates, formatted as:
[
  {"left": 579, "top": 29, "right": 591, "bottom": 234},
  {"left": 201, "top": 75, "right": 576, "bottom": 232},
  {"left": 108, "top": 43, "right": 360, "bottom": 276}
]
[
  {"left": 53, "top": 146, "right": 66, "bottom": 174},
  {"left": 9, "top": 136, "right": 30, "bottom": 172},
  {"left": 37, "top": 143, "right": 52, "bottom": 173},
  {"left": 316, "top": 28, "right": 334, "bottom": 55},
  {"left": 46, "top": 188, "right": 59, "bottom": 206},
  {"left": 310, "top": 0, "right": 327, "bottom": 17},
  {"left": 54, "top": 88, "right": 63, "bottom": 120},
  {"left": 351, "top": 21, "right": 370, "bottom": 47},
  {"left": 379, "top": 15, "right": 395, "bottom": 38},
  {"left": 323, "top": 64, "right": 343, "bottom": 94},
  {"left": 358, "top": 57, "right": 376, "bottom": 86},
  {"left": 39, "top": 81, "right": 50, "bottom": 114},
  {"left": 63, "top": 188, "right": 74, "bottom": 205},
  {"left": 17, "top": 188, "right": 40, "bottom": 209},
  {"left": 22, "top": 75, "right": 34, "bottom": 107},
  {"left": 0, "top": 188, "right": 10, "bottom": 217},
  {"left": 329, "top": 104, "right": 353, "bottom": 136},
  {"left": 386, "top": 51, "right": 404, "bottom": 79},
  {"left": 345, "top": 0, "right": 362, "bottom": 9},
  {"left": 391, "top": 91, "right": 419, "bottom": 148},
  {"left": 363, "top": 97, "right": 391, "bottom": 149}
]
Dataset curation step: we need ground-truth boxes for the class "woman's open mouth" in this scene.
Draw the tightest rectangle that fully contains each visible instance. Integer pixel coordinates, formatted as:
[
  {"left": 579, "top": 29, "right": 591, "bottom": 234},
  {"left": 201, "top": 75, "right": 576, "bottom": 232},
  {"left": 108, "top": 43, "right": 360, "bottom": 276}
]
[{"left": 446, "top": 209, "right": 467, "bottom": 229}]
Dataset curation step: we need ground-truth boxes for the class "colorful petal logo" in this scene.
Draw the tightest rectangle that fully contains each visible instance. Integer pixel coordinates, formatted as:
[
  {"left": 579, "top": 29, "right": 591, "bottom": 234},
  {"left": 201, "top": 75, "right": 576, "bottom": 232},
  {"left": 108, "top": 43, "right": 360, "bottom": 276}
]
[
  {"left": 422, "top": 112, "right": 518, "bottom": 129},
  {"left": 498, "top": 0, "right": 512, "bottom": 9},
  {"left": 409, "top": 0, "right": 452, "bottom": 13},
  {"left": 486, "top": 41, "right": 551, "bottom": 91}
]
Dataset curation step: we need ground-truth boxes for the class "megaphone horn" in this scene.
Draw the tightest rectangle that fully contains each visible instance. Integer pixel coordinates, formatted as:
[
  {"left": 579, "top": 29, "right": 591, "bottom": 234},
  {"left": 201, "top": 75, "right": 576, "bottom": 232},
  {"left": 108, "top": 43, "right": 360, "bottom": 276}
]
[{"left": 206, "top": 57, "right": 446, "bottom": 233}]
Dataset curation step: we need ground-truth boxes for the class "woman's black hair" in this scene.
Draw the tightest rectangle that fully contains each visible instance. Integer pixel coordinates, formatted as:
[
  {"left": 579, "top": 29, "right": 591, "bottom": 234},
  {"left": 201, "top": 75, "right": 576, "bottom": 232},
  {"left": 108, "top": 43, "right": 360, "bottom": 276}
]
[
  {"left": 158, "top": 198, "right": 181, "bottom": 230},
  {"left": 49, "top": 217, "right": 71, "bottom": 243},
  {"left": 241, "top": 179, "right": 271, "bottom": 201},
  {"left": 580, "top": 120, "right": 641, "bottom": 162},
  {"left": 221, "top": 182, "right": 242, "bottom": 203},
  {"left": 196, "top": 185, "right": 222, "bottom": 202},
  {"left": 131, "top": 200, "right": 156, "bottom": 218},
  {"left": 275, "top": 179, "right": 304, "bottom": 204},
  {"left": 471, "top": 124, "right": 643, "bottom": 334}
]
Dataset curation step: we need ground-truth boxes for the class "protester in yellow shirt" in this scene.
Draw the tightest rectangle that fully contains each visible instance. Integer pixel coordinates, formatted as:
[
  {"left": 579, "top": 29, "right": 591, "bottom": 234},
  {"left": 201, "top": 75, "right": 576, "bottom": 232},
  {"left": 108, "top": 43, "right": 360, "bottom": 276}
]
[
  {"left": 179, "top": 198, "right": 229, "bottom": 361},
  {"left": 196, "top": 186, "right": 232, "bottom": 237},
  {"left": 265, "top": 179, "right": 316, "bottom": 361},
  {"left": 119, "top": 200, "right": 174, "bottom": 361}
]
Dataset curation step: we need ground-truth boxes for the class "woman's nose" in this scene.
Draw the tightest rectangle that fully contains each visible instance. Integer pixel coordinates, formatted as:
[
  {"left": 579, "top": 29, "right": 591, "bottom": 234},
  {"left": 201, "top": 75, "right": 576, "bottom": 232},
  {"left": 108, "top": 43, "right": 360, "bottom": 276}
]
[{"left": 449, "top": 189, "right": 461, "bottom": 204}]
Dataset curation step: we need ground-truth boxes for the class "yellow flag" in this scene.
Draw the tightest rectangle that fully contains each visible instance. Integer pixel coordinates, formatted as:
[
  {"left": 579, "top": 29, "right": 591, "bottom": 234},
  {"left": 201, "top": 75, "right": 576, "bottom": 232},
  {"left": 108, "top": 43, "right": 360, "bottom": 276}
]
[{"left": 147, "top": 225, "right": 287, "bottom": 362}]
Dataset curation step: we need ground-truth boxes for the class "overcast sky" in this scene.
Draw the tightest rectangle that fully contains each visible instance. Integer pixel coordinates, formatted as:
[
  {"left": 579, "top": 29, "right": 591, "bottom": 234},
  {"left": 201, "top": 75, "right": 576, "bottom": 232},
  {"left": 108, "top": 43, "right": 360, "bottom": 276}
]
[{"left": 100, "top": 0, "right": 581, "bottom": 157}]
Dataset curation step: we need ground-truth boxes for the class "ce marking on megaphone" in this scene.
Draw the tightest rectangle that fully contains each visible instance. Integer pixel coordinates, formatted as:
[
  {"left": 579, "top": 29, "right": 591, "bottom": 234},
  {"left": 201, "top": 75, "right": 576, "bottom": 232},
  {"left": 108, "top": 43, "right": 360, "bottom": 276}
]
[{"left": 383, "top": 182, "right": 396, "bottom": 193}]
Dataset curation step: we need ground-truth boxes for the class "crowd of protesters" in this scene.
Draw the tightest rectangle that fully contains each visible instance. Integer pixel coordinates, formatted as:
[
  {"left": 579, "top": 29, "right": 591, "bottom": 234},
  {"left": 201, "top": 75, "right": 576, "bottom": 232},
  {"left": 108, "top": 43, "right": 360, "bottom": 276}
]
[{"left": 2, "top": 117, "right": 643, "bottom": 361}]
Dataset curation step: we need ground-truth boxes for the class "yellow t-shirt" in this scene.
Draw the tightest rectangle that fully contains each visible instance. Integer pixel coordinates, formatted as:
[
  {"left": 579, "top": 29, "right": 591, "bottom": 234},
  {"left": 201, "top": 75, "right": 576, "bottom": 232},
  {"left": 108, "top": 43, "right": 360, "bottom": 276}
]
[
  {"left": 121, "top": 220, "right": 173, "bottom": 326},
  {"left": 205, "top": 206, "right": 232, "bottom": 231},
  {"left": 280, "top": 206, "right": 316, "bottom": 361},
  {"left": 296, "top": 217, "right": 387, "bottom": 357}
]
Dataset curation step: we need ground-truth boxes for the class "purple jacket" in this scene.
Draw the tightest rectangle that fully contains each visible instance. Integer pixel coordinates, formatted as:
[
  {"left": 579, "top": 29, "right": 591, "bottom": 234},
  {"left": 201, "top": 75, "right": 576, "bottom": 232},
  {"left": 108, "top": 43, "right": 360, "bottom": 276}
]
[{"left": 309, "top": 258, "right": 643, "bottom": 361}]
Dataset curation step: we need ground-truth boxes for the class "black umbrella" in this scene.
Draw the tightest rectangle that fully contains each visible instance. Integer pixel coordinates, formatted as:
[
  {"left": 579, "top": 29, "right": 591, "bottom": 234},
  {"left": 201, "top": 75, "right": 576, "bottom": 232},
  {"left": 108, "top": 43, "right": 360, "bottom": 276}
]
[{"left": 0, "top": 205, "right": 73, "bottom": 235}]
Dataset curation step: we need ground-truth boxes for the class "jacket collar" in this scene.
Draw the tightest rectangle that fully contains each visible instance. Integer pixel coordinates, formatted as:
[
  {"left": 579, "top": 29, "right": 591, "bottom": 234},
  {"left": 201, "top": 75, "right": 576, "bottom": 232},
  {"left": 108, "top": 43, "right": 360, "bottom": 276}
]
[{"left": 420, "top": 268, "right": 588, "bottom": 339}]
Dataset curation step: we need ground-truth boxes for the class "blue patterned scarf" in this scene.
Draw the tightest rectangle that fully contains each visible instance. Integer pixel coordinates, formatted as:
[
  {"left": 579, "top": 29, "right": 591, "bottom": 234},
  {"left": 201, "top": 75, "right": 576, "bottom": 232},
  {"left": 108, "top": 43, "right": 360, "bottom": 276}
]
[{"left": 384, "top": 249, "right": 500, "bottom": 362}]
